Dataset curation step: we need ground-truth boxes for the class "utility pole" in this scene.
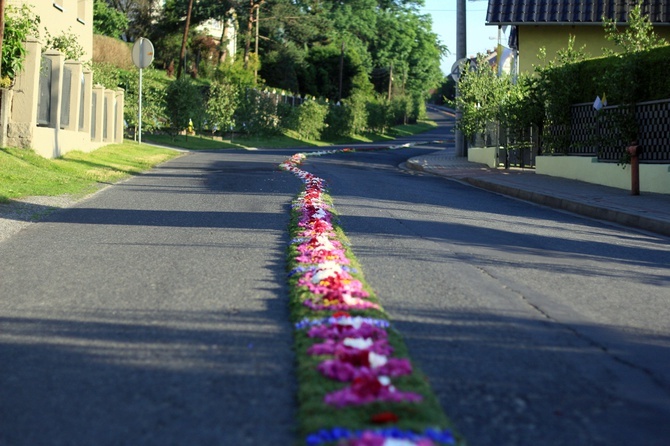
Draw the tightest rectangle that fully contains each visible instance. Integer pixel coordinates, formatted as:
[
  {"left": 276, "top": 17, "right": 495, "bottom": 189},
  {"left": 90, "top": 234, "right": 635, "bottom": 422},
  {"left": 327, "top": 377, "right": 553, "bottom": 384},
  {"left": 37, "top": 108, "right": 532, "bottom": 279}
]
[
  {"left": 455, "top": 0, "right": 467, "bottom": 157},
  {"left": 244, "top": 1, "right": 265, "bottom": 70},
  {"left": 338, "top": 40, "right": 345, "bottom": 102},
  {"left": 387, "top": 63, "right": 393, "bottom": 101},
  {"left": 177, "top": 0, "right": 195, "bottom": 79},
  {"left": 0, "top": 0, "right": 6, "bottom": 79},
  {"left": 254, "top": 5, "right": 259, "bottom": 82}
]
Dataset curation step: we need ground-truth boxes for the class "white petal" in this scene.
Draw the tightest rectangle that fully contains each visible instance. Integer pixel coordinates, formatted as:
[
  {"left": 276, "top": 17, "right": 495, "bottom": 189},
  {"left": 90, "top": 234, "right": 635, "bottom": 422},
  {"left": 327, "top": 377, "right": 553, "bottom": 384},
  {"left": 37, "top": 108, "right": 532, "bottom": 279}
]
[
  {"left": 369, "top": 352, "right": 388, "bottom": 369},
  {"left": 342, "top": 338, "right": 373, "bottom": 350}
]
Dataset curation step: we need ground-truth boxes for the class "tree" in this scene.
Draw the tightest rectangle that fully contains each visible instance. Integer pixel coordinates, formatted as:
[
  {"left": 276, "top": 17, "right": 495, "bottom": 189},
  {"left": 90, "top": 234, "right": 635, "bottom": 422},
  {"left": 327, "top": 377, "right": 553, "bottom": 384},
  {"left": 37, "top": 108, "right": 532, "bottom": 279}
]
[
  {"left": 105, "top": 0, "right": 161, "bottom": 41},
  {"left": 602, "top": 1, "right": 667, "bottom": 55},
  {"left": 93, "top": 0, "right": 129, "bottom": 39}
]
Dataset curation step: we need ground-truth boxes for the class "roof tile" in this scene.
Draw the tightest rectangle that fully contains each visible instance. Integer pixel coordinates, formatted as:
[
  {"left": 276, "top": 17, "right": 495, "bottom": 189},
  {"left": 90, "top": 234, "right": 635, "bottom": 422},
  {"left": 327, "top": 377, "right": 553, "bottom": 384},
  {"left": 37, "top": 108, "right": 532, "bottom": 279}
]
[{"left": 487, "top": 0, "right": 670, "bottom": 24}]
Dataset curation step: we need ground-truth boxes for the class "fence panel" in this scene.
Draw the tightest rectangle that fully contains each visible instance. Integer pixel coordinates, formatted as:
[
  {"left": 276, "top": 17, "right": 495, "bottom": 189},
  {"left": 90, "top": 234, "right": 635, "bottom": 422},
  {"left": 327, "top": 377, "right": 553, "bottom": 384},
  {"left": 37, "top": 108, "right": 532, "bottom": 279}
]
[
  {"left": 79, "top": 73, "right": 86, "bottom": 130},
  {"left": 37, "top": 57, "right": 52, "bottom": 126},
  {"left": 636, "top": 100, "right": 670, "bottom": 163},
  {"left": 91, "top": 90, "right": 97, "bottom": 138},
  {"left": 547, "top": 99, "right": 670, "bottom": 163},
  {"left": 60, "top": 65, "right": 72, "bottom": 129}
]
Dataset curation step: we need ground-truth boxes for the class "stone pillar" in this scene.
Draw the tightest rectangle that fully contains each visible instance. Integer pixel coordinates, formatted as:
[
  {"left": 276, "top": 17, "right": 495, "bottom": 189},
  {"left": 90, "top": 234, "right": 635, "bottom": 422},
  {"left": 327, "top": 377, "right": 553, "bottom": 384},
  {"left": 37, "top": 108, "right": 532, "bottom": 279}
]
[
  {"left": 64, "top": 61, "right": 83, "bottom": 132},
  {"left": 103, "top": 89, "right": 115, "bottom": 142},
  {"left": 7, "top": 37, "right": 42, "bottom": 148},
  {"left": 115, "top": 88, "right": 125, "bottom": 143},
  {"left": 91, "top": 85, "right": 105, "bottom": 142}
]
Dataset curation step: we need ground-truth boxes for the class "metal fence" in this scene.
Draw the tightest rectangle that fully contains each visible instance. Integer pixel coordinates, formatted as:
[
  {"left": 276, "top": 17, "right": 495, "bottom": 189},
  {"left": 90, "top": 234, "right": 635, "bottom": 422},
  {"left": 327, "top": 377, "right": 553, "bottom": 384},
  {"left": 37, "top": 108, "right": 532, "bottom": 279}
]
[
  {"left": 471, "top": 121, "right": 538, "bottom": 168},
  {"left": 547, "top": 98, "right": 670, "bottom": 163}
]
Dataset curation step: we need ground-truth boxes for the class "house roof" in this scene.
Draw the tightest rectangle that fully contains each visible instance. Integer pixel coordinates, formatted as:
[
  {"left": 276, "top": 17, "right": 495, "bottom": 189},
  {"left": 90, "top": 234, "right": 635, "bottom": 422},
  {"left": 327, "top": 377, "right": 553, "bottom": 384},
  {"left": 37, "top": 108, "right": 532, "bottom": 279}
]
[{"left": 486, "top": 0, "right": 670, "bottom": 25}]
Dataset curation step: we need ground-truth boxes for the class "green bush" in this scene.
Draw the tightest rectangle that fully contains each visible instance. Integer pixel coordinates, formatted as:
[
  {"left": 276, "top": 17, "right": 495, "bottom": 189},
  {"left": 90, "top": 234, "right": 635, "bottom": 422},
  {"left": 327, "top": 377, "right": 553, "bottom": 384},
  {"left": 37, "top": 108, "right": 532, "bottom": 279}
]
[
  {"left": 234, "top": 89, "right": 281, "bottom": 135},
  {"left": 294, "top": 100, "right": 328, "bottom": 141},
  {"left": 120, "top": 68, "right": 169, "bottom": 134},
  {"left": 324, "top": 103, "right": 350, "bottom": 138},
  {"left": 165, "top": 77, "right": 204, "bottom": 134},
  {"left": 205, "top": 80, "right": 239, "bottom": 134},
  {"left": 2, "top": 4, "right": 40, "bottom": 86},
  {"left": 365, "top": 96, "right": 392, "bottom": 134}
]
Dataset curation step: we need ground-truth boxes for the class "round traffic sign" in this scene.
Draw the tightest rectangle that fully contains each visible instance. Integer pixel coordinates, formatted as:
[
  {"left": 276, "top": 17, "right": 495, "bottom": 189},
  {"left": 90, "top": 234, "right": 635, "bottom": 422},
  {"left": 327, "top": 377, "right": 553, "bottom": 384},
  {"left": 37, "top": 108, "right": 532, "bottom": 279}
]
[{"left": 132, "top": 37, "right": 155, "bottom": 69}]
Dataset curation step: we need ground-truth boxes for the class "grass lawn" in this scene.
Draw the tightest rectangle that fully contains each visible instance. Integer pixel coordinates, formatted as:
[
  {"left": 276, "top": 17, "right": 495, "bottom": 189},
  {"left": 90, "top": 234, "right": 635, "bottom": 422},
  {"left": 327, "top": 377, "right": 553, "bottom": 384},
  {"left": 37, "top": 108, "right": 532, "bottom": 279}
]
[
  {"left": 0, "top": 119, "right": 438, "bottom": 203},
  {"left": 142, "top": 120, "right": 438, "bottom": 150},
  {"left": 0, "top": 142, "right": 181, "bottom": 203}
]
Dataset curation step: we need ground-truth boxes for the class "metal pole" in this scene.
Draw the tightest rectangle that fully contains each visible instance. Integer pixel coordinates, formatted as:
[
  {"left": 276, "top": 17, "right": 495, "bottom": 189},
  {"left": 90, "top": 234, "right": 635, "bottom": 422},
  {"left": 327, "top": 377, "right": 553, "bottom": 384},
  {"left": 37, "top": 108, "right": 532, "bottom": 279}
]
[
  {"left": 138, "top": 67, "right": 143, "bottom": 144},
  {"left": 455, "top": 0, "right": 467, "bottom": 157}
]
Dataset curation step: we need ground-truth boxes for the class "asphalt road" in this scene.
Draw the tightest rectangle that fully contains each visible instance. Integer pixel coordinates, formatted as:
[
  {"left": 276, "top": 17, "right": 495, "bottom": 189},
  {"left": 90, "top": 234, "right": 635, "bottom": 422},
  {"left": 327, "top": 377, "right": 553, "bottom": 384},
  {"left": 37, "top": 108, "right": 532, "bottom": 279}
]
[
  {"left": 0, "top": 150, "right": 302, "bottom": 445},
  {"left": 303, "top": 138, "right": 670, "bottom": 444},
  {"left": 2, "top": 112, "right": 669, "bottom": 445}
]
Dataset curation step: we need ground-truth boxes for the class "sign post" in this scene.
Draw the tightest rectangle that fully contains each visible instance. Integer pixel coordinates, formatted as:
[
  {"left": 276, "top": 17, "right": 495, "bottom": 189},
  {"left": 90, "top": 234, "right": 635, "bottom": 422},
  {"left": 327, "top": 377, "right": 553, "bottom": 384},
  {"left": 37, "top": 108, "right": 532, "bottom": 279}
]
[{"left": 131, "top": 37, "right": 155, "bottom": 144}]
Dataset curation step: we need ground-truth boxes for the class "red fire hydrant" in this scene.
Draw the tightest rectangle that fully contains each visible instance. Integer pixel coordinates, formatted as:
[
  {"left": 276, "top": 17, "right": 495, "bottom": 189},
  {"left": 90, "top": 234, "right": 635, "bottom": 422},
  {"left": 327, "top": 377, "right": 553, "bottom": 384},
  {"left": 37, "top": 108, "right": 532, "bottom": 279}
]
[{"left": 627, "top": 141, "right": 641, "bottom": 195}]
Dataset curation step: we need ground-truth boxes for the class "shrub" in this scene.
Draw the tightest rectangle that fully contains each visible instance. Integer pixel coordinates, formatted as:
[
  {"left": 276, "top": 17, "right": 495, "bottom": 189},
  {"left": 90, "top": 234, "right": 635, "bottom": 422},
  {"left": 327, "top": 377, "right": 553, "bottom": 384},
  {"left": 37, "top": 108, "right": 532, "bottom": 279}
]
[
  {"left": 205, "top": 80, "right": 239, "bottom": 134},
  {"left": 165, "top": 77, "right": 204, "bottom": 134},
  {"left": 366, "top": 96, "right": 392, "bottom": 134},
  {"left": 119, "top": 68, "right": 169, "bottom": 135},
  {"left": 324, "top": 94, "right": 368, "bottom": 138},
  {"left": 1, "top": 4, "right": 40, "bottom": 87},
  {"left": 294, "top": 100, "right": 328, "bottom": 141},
  {"left": 390, "top": 95, "right": 412, "bottom": 125},
  {"left": 43, "top": 28, "right": 85, "bottom": 61},
  {"left": 234, "top": 89, "right": 281, "bottom": 135}
]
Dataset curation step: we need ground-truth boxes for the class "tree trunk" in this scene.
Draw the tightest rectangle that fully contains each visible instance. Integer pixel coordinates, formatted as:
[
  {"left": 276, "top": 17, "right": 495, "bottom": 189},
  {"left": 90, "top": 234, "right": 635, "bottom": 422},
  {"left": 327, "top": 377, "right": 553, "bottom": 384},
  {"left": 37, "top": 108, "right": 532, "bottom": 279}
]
[{"left": 177, "top": 0, "right": 195, "bottom": 79}]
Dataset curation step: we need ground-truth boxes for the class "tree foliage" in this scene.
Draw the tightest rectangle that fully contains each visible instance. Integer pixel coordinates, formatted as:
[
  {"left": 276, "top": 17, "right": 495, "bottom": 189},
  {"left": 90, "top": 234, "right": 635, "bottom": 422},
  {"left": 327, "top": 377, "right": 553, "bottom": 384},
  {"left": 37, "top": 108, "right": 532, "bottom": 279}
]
[
  {"left": 1, "top": 4, "right": 40, "bottom": 87},
  {"left": 94, "top": 0, "right": 129, "bottom": 39},
  {"left": 104, "top": 0, "right": 445, "bottom": 100}
]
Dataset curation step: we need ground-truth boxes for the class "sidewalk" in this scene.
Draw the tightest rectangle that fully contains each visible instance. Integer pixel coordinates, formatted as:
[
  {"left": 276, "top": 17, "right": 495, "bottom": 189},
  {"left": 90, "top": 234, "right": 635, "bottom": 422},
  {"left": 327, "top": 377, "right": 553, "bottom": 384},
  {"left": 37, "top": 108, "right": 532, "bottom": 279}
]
[{"left": 406, "top": 147, "right": 670, "bottom": 238}]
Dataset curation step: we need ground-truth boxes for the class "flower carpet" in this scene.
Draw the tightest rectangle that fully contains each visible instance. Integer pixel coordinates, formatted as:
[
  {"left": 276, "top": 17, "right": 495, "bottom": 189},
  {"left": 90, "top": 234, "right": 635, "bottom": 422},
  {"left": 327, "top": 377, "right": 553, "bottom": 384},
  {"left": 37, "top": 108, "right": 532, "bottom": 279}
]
[{"left": 279, "top": 144, "right": 463, "bottom": 446}]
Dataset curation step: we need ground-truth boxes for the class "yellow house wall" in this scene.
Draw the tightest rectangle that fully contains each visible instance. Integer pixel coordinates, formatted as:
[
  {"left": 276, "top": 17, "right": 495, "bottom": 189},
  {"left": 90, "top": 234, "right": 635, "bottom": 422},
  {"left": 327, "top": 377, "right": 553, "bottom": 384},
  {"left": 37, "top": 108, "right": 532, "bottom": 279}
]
[
  {"left": 8, "top": 0, "right": 94, "bottom": 61},
  {"left": 518, "top": 25, "right": 670, "bottom": 74},
  {"left": 536, "top": 156, "right": 670, "bottom": 194}
]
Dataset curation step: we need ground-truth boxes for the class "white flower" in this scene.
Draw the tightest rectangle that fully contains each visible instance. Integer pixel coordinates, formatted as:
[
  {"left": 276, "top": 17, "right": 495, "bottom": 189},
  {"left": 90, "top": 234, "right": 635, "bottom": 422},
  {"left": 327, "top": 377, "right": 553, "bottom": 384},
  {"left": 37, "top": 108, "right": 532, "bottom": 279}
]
[
  {"left": 311, "top": 262, "right": 343, "bottom": 283},
  {"left": 342, "top": 337, "right": 373, "bottom": 350},
  {"left": 368, "top": 352, "right": 388, "bottom": 369},
  {"left": 383, "top": 439, "right": 419, "bottom": 446}
]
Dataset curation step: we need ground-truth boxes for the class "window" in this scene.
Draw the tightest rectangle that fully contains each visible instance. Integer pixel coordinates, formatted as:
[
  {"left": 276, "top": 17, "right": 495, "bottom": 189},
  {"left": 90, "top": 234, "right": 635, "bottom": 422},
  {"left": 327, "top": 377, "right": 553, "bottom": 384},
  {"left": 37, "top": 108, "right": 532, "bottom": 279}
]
[
  {"left": 53, "top": 1, "right": 64, "bottom": 12},
  {"left": 77, "top": 0, "right": 88, "bottom": 24}
]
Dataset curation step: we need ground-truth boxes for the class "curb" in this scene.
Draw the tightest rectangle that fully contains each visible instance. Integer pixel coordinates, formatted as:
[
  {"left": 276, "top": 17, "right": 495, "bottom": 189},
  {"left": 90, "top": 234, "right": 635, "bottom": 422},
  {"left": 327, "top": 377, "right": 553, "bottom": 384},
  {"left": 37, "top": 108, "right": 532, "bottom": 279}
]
[{"left": 405, "top": 159, "right": 670, "bottom": 238}]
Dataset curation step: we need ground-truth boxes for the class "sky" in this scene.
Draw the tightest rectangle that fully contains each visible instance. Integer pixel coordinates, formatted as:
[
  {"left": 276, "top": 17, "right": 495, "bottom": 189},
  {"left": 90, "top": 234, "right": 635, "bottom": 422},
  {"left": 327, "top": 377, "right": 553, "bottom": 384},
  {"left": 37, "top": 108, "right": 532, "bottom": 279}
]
[{"left": 420, "top": 0, "right": 503, "bottom": 75}]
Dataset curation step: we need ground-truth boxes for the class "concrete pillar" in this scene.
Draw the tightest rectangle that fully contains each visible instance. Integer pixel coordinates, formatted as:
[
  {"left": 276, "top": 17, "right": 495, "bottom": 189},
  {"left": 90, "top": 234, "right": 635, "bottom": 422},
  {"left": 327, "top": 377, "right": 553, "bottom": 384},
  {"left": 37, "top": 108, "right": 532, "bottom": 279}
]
[
  {"left": 103, "top": 89, "right": 115, "bottom": 142},
  {"left": 42, "top": 50, "right": 65, "bottom": 130},
  {"left": 81, "top": 70, "right": 93, "bottom": 134},
  {"left": 0, "top": 89, "right": 13, "bottom": 148},
  {"left": 91, "top": 85, "right": 105, "bottom": 142},
  {"left": 114, "top": 88, "right": 125, "bottom": 143},
  {"left": 64, "top": 61, "right": 83, "bottom": 132},
  {"left": 7, "top": 37, "right": 42, "bottom": 148}
]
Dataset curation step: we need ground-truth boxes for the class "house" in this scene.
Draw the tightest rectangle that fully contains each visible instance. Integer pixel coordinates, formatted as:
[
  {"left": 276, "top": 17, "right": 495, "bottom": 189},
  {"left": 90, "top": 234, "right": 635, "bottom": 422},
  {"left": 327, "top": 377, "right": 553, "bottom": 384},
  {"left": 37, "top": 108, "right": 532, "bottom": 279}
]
[
  {"left": 0, "top": 1, "right": 123, "bottom": 158},
  {"left": 197, "top": 10, "right": 238, "bottom": 62},
  {"left": 486, "top": 0, "right": 670, "bottom": 74}
]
